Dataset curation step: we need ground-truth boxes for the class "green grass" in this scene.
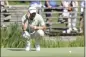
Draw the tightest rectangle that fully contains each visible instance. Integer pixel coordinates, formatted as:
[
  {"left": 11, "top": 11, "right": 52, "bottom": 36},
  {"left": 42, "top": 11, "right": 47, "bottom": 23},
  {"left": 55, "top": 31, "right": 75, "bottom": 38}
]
[
  {"left": 1, "top": 23, "right": 84, "bottom": 48},
  {"left": 1, "top": 47, "right": 84, "bottom": 57}
]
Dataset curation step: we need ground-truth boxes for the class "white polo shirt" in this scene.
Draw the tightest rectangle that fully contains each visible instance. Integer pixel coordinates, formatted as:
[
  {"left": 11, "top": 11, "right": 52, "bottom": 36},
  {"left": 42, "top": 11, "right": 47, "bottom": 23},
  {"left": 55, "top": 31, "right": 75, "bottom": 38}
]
[{"left": 22, "top": 13, "right": 45, "bottom": 33}]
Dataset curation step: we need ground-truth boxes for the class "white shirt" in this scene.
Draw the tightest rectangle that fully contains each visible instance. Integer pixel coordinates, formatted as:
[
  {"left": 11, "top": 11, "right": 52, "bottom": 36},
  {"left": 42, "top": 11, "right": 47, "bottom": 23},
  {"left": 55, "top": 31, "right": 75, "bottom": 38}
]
[
  {"left": 22, "top": 13, "right": 45, "bottom": 26},
  {"left": 22, "top": 13, "right": 45, "bottom": 33}
]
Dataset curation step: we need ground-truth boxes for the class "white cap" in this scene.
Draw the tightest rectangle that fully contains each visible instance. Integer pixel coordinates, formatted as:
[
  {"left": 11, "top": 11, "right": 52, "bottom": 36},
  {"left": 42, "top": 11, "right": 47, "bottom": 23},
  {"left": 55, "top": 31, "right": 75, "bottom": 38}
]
[{"left": 28, "top": 7, "right": 37, "bottom": 13}]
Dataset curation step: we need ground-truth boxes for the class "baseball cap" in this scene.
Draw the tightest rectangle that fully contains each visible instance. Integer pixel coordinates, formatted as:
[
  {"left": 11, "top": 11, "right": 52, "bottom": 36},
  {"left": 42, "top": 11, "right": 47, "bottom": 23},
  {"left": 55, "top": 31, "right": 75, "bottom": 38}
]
[{"left": 28, "top": 7, "right": 37, "bottom": 13}]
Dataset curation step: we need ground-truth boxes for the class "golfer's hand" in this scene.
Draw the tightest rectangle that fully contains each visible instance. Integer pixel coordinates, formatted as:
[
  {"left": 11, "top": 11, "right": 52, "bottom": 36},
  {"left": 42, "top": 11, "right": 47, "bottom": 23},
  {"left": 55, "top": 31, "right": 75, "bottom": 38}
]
[
  {"left": 23, "top": 31, "right": 29, "bottom": 36},
  {"left": 22, "top": 31, "right": 30, "bottom": 38},
  {"left": 29, "top": 25, "right": 37, "bottom": 30}
]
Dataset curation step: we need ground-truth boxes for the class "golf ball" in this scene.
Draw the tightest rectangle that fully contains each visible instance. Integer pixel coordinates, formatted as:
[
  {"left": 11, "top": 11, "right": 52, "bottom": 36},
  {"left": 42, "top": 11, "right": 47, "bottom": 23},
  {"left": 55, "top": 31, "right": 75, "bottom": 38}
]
[{"left": 69, "top": 51, "right": 71, "bottom": 53}]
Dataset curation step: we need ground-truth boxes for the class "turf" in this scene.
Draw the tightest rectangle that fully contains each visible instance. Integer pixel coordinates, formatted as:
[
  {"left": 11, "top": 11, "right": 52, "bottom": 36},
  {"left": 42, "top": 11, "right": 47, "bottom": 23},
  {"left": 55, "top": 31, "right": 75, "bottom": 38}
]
[{"left": 1, "top": 47, "right": 84, "bottom": 57}]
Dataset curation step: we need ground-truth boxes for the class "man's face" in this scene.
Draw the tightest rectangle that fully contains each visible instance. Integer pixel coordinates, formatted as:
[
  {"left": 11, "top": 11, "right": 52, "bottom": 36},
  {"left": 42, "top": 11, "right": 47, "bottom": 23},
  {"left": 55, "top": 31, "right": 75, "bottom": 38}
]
[{"left": 29, "top": 13, "right": 36, "bottom": 20}]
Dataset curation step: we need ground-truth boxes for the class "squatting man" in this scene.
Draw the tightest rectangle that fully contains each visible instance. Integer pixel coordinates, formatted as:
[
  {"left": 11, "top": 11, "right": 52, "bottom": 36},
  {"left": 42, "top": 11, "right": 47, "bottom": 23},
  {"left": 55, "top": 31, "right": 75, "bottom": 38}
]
[{"left": 22, "top": 7, "right": 46, "bottom": 51}]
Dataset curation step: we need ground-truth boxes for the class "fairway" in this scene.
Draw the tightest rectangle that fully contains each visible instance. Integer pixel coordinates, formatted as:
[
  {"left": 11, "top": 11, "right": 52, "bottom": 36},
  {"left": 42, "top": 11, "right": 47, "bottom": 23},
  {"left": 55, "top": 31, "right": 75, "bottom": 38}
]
[{"left": 1, "top": 47, "right": 84, "bottom": 57}]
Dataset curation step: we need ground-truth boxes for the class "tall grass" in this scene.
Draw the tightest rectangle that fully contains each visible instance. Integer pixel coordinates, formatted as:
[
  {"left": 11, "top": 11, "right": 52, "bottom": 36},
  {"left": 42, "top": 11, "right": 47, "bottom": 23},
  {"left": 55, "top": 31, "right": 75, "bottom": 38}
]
[
  {"left": 1, "top": 23, "right": 84, "bottom": 48},
  {"left": 40, "top": 36, "right": 84, "bottom": 48},
  {"left": 1, "top": 23, "right": 26, "bottom": 48}
]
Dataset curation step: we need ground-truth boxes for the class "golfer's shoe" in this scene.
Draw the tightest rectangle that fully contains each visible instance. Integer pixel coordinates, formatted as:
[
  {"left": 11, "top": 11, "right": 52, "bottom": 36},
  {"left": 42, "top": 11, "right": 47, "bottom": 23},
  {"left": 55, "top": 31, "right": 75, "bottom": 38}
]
[
  {"left": 25, "top": 41, "right": 31, "bottom": 51},
  {"left": 25, "top": 46, "right": 30, "bottom": 51},
  {"left": 36, "top": 44, "right": 40, "bottom": 51}
]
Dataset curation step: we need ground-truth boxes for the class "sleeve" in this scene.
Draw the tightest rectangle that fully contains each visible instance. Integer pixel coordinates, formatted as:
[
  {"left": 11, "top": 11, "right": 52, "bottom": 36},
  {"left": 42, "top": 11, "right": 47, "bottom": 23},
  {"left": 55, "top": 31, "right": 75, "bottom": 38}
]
[
  {"left": 21, "top": 14, "right": 28, "bottom": 25},
  {"left": 22, "top": 15, "right": 25, "bottom": 25},
  {"left": 39, "top": 15, "right": 45, "bottom": 26}
]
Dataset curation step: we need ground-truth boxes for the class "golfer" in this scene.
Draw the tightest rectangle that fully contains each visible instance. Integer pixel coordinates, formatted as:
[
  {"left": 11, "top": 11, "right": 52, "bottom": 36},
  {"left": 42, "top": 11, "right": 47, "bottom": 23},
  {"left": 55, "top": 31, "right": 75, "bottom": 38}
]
[{"left": 22, "top": 7, "right": 46, "bottom": 51}]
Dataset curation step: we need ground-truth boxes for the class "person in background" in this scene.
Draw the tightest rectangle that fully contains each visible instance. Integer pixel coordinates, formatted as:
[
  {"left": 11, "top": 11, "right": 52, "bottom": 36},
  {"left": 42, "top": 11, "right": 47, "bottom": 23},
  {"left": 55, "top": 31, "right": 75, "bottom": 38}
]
[
  {"left": 79, "top": 0, "right": 86, "bottom": 33},
  {"left": 29, "top": 0, "right": 43, "bottom": 14},
  {"left": 62, "top": 0, "right": 78, "bottom": 33},
  {"left": 22, "top": 7, "right": 46, "bottom": 51},
  {"left": 70, "top": 0, "right": 78, "bottom": 33},
  {"left": 62, "top": 0, "right": 71, "bottom": 33},
  {"left": 1, "top": 0, "right": 11, "bottom": 22},
  {"left": 44, "top": 0, "right": 63, "bottom": 29}
]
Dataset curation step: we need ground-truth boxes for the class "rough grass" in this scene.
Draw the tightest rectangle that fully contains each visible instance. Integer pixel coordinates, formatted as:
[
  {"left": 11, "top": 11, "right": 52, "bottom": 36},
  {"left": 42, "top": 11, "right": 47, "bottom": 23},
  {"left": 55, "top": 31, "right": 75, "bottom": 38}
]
[{"left": 1, "top": 23, "right": 84, "bottom": 48}]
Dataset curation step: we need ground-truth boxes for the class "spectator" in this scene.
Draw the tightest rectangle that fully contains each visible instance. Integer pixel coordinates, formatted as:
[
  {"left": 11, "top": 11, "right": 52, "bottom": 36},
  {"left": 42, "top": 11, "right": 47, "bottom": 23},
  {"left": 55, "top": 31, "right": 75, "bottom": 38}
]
[
  {"left": 70, "top": 0, "right": 78, "bottom": 32},
  {"left": 59, "top": 0, "right": 70, "bottom": 24},
  {"left": 1, "top": 0, "right": 11, "bottom": 21},
  {"left": 44, "top": 0, "right": 63, "bottom": 27},
  {"left": 62, "top": 0, "right": 78, "bottom": 33},
  {"left": 22, "top": 7, "right": 46, "bottom": 51},
  {"left": 29, "top": 0, "right": 42, "bottom": 14},
  {"left": 62, "top": 0, "right": 72, "bottom": 33},
  {"left": 79, "top": 0, "right": 86, "bottom": 33}
]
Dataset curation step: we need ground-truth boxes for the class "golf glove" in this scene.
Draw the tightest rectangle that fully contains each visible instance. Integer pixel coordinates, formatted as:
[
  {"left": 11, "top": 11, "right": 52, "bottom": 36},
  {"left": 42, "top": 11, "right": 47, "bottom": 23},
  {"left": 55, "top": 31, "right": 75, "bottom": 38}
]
[{"left": 22, "top": 31, "right": 30, "bottom": 39}]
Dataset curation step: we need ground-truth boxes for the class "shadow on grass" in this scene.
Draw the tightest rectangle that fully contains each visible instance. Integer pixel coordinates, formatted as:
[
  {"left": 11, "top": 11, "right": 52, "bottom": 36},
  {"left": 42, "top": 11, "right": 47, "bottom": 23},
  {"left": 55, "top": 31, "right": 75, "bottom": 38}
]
[{"left": 8, "top": 48, "right": 36, "bottom": 51}]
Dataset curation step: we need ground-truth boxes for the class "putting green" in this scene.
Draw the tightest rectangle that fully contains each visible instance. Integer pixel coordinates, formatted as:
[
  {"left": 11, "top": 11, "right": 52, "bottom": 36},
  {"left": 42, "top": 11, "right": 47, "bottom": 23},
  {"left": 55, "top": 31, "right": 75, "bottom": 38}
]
[{"left": 1, "top": 47, "right": 84, "bottom": 57}]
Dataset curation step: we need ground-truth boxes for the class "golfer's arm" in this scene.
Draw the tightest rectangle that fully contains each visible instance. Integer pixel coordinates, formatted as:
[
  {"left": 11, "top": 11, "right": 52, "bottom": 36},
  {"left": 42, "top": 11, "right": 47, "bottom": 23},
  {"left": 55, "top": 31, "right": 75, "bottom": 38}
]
[
  {"left": 36, "top": 15, "right": 46, "bottom": 30},
  {"left": 22, "top": 17, "right": 28, "bottom": 31},
  {"left": 22, "top": 23, "right": 28, "bottom": 31},
  {"left": 36, "top": 25, "right": 46, "bottom": 30}
]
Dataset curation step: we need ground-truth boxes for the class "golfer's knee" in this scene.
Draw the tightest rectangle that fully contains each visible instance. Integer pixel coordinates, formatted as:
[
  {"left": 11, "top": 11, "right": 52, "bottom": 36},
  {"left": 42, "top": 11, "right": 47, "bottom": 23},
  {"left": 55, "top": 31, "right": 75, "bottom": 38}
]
[{"left": 37, "top": 30, "right": 44, "bottom": 37}]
